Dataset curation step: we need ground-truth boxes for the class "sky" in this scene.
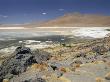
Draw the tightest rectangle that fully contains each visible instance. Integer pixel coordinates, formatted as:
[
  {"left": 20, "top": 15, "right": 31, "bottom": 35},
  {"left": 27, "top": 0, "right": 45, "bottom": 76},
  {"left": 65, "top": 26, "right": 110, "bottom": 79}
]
[{"left": 0, "top": 0, "right": 110, "bottom": 24}]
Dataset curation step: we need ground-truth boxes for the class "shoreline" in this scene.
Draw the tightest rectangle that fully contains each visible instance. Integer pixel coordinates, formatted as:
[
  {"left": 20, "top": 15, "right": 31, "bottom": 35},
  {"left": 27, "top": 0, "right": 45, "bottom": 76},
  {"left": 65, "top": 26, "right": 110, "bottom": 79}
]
[{"left": 0, "top": 27, "right": 110, "bottom": 38}]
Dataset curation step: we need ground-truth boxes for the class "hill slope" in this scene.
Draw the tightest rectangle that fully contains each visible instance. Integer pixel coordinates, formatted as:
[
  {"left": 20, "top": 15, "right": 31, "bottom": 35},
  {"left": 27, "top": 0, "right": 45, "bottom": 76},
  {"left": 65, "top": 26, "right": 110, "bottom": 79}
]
[
  {"left": 38, "top": 13, "right": 110, "bottom": 27},
  {"left": 1, "top": 13, "right": 110, "bottom": 27}
]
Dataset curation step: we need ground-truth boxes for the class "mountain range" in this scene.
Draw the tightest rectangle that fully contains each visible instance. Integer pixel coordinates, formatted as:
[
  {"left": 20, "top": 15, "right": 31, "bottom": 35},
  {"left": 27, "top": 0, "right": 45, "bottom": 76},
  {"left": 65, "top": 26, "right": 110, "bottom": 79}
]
[{"left": 0, "top": 13, "right": 110, "bottom": 27}]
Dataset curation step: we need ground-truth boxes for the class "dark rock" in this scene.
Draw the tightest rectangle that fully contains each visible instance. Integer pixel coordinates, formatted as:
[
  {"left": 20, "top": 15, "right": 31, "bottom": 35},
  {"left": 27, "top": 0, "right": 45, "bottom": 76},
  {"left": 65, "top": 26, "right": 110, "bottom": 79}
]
[
  {"left": 22, "top": 79, "right": 31, "bottom": 82},
  {"left": 5, "top": 73, "right": 13, "bottom": 79},
  {"left": 36, "top": 78, "right": 46, "bottom": 82},
  {"left": 71, "top": 60, "right": 83, "bottom": 64},
  {"left": 55, "top": 70, "right": 63, "bottom": 78},
  {"left": 49, "top": 62, "right": 62, "bottom": 71},
  {"left": 34, "top": 50, "right": 51, "bottom": 63},
  {"left": 92, "top": 45, "right": 109, "bottom": 55},
  {"left": 0, "top": 46, "right": 51, "bottom": 81},
  {"left": 22, "top": 78, "right": 46, "bottom": 82},
  {"left": 51, "top": 65, "right": 58, "bottom": 71},
  {"left": 70, "top": 60, "right": 83, "bottom": 67},
  {"left": 15, "top": 47, "right": 31, "bottom": 55}
]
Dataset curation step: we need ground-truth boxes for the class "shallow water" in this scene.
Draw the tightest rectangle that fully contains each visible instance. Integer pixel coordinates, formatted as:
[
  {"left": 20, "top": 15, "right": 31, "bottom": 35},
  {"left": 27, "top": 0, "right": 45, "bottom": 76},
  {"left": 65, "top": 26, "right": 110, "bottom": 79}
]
[
  {"left": 0, "top": 31, "right": 57, "bottom": 41},
  {"left": 0, "top": 27, "right": 110, "bottom": 41}
]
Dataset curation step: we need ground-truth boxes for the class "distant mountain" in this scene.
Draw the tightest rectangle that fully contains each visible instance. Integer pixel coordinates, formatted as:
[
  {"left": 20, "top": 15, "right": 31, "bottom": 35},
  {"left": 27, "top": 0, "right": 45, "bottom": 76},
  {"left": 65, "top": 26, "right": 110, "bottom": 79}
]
[
  {"left": 37, "top": 13, "right": 110, "bottom": 27},
  {"left": 0, "top": 13, "right": 110, "bottom": 27},
  {"left": 0, "top": 24, "right": 23, "bottom": 27}
]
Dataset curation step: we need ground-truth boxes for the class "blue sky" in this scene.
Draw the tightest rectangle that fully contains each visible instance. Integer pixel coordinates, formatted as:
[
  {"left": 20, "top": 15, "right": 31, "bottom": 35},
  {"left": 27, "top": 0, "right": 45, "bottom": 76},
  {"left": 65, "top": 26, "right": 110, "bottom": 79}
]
[{"left": 0, "top": 0, "right": 110, "bottom": 24}]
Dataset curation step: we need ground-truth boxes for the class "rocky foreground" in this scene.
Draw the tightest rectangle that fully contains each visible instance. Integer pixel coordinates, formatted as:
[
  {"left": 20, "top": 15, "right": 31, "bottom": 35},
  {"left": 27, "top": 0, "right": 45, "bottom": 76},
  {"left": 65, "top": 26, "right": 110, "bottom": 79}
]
[{"left": 0, "top": 37, "right": 110, "bottom": 82}]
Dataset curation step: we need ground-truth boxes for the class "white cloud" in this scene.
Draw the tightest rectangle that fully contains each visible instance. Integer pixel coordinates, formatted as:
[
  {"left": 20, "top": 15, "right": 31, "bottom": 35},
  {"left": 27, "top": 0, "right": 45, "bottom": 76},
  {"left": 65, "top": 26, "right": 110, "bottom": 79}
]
[
  {"left": 3, "top": 16, "right": 8, "bottom": 18},
  {"left": 58, "top": 9, "right": 64, "bottom": 11},
  {"left": 0, "top": 14, "right": 8, "bottom": 18},
  {"left": 42, "top": 13, "right": 47, "bottom": 15}
]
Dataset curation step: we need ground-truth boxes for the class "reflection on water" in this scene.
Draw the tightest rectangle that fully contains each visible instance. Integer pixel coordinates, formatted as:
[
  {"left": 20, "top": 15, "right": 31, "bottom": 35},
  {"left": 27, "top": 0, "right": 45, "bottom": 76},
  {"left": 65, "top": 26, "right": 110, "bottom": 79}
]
[{"left": 0, "top": 27, "right": 110, "bottom": 41}]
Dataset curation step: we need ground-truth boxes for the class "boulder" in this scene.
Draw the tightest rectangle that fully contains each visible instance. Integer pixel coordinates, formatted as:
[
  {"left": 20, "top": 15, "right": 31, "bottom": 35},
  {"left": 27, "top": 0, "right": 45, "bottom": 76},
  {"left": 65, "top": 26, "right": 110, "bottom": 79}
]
[
  {"left": 34, "top": 50, "right": 51, "bottom": 63},
  {"left": 22, "top": 78, "right": 46, "bottom": 82},
  {"left": 0, "top": 46, "right": 51, "bottom": 81}
]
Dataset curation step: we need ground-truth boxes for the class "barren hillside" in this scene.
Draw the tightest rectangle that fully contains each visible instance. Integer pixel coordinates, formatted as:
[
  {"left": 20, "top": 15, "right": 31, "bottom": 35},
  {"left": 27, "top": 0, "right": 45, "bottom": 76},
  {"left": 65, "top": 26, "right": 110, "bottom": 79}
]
[
  {"left": 1, "top": 13, "right": 110, "bottom": 27},
  {"left": 38, "top": 13, "right": 110, "bottom": 27}
]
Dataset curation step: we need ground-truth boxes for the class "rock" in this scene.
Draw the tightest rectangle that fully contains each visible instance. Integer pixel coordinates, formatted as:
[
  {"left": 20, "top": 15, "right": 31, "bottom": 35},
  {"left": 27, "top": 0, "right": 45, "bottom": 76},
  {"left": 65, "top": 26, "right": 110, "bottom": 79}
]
[
  {"left": 59, "top": 67, "right": 67, "bottom": 73},
  {"left": 15, "top": 46, "right": 31, "bottom": 55},
  {"left": 1, "top": 36, "right": 110, "bottom": 82},
  {"left": 71, "top": 60, "right": 83, "bottom": 64},
  {"left": 55, "top": 70, "right": 63, "bottom": 78},
  {"left": 22, "top": 78, "right": 46, "bottom": 82},
  {"left": 33, "top": 50, "right": 51, "bottom": 63},
  {"left": 75, "top": 52, "right": 86, "bottom": 58},
  {"left": 59, "top": 67, "right": 71, "bottom": 73},
  {"left": 0, "top": 55, "right": 35, "bottom": 81},
  {"left": 50, "top": 62, "right": 62, "bottom": 67},
  {"left": 50, "top": 65, "right": 58, "bottom": 71},
  {"left": 0, "top": 46, "right": 51, "bottom": 81},
  {"left": 70, "top": 60, "right": 82, "bottom": 68},
  {"left": 4, "top": 73, "right": 13, "bottom": 79},
  {"left": 36, "top": 78, "right": 46, "bottom": 82},
  {"left": 92, "top": 45, "right": 109, "bottom": 55},
  {"left": 105, "top": 72, "right": 110, "bottom": 80},
  {"left": 49, "top": 62, "right": 62, "bottom": 71}
]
